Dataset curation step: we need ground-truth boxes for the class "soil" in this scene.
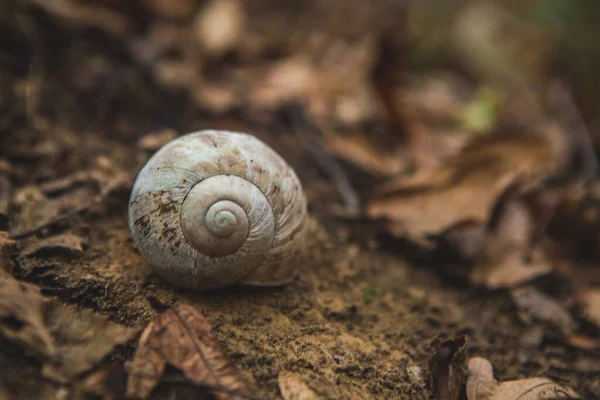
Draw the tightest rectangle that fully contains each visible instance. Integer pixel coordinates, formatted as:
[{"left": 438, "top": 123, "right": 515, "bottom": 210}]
[{"left": 1, "top": 5, "right": 598, "bottom": 400}]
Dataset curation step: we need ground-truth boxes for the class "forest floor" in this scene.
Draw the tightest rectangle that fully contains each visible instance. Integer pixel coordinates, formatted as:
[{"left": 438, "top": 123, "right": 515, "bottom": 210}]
[{"left": 1, "top": 2, "right": 599, "bottom": 400}]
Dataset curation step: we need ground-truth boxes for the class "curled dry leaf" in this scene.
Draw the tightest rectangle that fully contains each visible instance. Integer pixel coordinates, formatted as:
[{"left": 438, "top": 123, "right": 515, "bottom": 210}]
[
  {"left": 366, "top": 128, "right": 569, "bottom": 243},
  {"left": 278, "top": 371, "right": 319, "bottom": 400},
  {"left": 20, "top": 233, "right": 86, "bottom": 258},
  {"left": 126, "top": 303, "right": 256, "bottom": 400},
  {"left": 10, "top": 167, "right": 129, "bottom": 238},
  {"left": 470, "top": 197, "right": 552, "bottom": 289},
  {"left": 10, "top": 185, "right": 93, "bottom": 238},
  {"left": 0, "top": 273, "right": 137, "bottom": 383},
  {"left": 466, "top": 356, "right": 579, "bottom": 400},
  {"left": 0, "top": 273, "right": 55, "bottom": 359},
  {"left": 321, "top": 129, "right": 407, "bottom": 178},
  {"left": 42, "top": 303, "right": 137, "bottom": 383}
]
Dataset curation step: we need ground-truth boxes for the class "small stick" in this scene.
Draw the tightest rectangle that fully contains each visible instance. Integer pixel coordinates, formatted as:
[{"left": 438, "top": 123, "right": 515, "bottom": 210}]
[{"left": 278, "top": 103, "right": 362, "bottom": 216}]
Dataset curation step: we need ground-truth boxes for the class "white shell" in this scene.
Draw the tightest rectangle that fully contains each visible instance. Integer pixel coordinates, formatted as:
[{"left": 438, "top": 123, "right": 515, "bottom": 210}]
[{"left": 128, "top": 130, "right": 308, "bottom": 290}]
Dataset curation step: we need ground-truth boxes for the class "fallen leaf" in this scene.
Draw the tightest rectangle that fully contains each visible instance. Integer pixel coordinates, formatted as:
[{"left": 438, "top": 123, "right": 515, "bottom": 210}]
[
  {"left": 434, "top": 221, "right": 487, "bottom": 265},
  {"left": 10, "top": 185, "right": 94, "bottom": 238},
  {"left": 126, "top": 303, "right": 256, "bottom": 399},
  {"left": 0, "top": 273, "right": 137, "bottom": 384},
  {"left": 470, "top": 190, "right": 552, "bottom": 288},
  {"left": 42, "top": 303, "right": 137, "bottom": 383},
  {"left": 471, "top": 249, "right": 552, "bottom": 289},
  {"left": 321, "top": 129, "right": 407, "bottom": 177},
  {"left": 10, "top": 167, "right": 128, "bottom": 238},
  {"left": 278, "top": 371, "right": 319, "bottom": 400},
  {"left": 20, "top": 233, "right": 86, "bottom": 258},
  {"left": 428, "top": 333, "right": 467, "bottom": 400},
  {"left": 393, "top": 74, "right": 480, "bottom": 169},
  {"left": 366, "top": 129, "right": 569, "bottom": 242},
  {"left": 0, "top": 274, "right": 55, "bottom": 359},
  {"left": 466, "top": 356, "right": 579, "bottom": 400},
  {"left": 510, "top": 285, "right": 576, "bottom": 337}
]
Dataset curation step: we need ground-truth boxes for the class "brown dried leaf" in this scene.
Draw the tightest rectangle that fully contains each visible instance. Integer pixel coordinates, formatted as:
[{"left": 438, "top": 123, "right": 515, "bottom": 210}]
[
  {"left": 278, "top": 371, "right": 319, "bottom": 400},
  {"left": 366, "top": 130, "right": 568, "bottom": 241},
  {"left": 10, "top": 167, "right": 128, "bottom": 238},
  {"left": 20, "top": 233, "right": 86, "bottom": 258},
  {"left": 0, "top": 274, "right": 56, "bottom": 359},
  {"left": 10, "top": 185, "right": 95, "bottom": 238},
  {"left": 470, "top": 192, "right": 551, "bottom": 288},
  {"left": 42, "top": 303, "right": 137, "bottom": 382},
  {"left": 126, "top": 303, "right": 255, "bottom": 400},
  {"left": 510, "top": 285, "right": 576, "bottom": 337},
  {"left": 0, "top": 272, "right": 137, "bottom": 383},
  {"left": 322, "top": 130, "right": 407, "bottom": 177},
  {"left": 466, "top": 356, "right": 579, "bottom": 400},
  {"left": 471, "top": 253, "right": 551, "bottom": 289},
  {"left": 393, "top": 75, "right": 480, "bottom": 169}
]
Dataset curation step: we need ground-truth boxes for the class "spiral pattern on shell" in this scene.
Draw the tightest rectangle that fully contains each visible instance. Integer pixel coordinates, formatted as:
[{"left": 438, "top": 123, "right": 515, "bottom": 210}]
[{"left": 128, "top": 130, "right": 308, "bottom": 290}]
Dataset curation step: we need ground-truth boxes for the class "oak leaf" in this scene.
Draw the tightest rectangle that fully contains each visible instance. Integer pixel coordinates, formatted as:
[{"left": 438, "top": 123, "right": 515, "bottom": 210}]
[
  {"left": 126, "top": 303, "right": 256, "bottom": 399},
  {"left": 0, "top": 273, "right": 55, "bottom": 359},
  {"left": 365, "top": 128, "right": 569, "bottom": 242}
]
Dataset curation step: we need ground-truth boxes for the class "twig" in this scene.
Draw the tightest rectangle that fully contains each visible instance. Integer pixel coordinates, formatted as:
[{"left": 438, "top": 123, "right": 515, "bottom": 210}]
[{"left": 277, "top": 103, "right": 361, "bottom": 216}]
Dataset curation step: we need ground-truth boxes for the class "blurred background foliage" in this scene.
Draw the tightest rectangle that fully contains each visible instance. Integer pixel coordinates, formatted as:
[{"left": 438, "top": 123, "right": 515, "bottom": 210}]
[{"left": 409, "top": 0, "right": 600, "bottom": 146}]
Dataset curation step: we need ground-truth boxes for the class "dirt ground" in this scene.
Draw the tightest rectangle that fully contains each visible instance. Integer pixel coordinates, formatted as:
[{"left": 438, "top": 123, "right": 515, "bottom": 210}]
[{"left": 1, "top": 2, "right": 599, "bottom": 400}]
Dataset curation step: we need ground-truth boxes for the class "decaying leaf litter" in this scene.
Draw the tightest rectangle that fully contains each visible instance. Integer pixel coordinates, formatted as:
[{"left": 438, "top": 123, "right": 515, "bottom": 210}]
[{"left": 1, "top": 0, "right": 600, "bottom": 398}]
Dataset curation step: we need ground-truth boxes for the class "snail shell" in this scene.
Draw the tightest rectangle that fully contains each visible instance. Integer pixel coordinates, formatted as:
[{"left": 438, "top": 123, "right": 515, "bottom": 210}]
[{"left": 128, "top": 130, "right": 308, "bottom": 290}]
